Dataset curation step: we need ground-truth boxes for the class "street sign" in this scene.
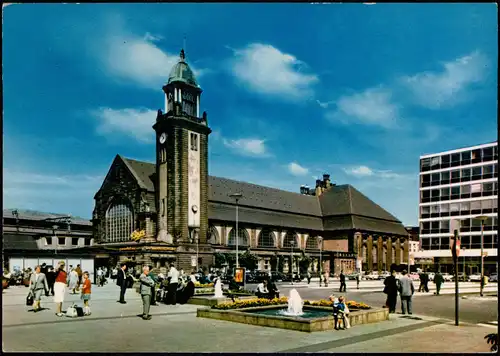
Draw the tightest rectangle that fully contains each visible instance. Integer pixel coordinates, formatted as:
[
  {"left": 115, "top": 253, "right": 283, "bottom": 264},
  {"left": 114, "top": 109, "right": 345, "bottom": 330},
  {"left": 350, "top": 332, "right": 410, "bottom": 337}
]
[{"left": 450, "top": 238, "right": 461, "bottom": 257}]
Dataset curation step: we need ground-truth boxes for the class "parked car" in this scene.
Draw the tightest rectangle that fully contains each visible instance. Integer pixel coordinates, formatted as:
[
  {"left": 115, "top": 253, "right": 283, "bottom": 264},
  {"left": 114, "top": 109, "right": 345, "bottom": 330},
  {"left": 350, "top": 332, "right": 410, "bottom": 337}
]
[
  {"left": 409, "top": 272, "right": 420, "bottom": 281},
  {"left": 489, "top": 274, "right": 498, "bottom": 282},
  {"left": 379, "top": 271, "right": 391, "bottom": 280},
  {"left": 468, "top": 274, "right": 482, "bottom": 282},
  {"left": 364, "top": 272, "right": 379, "bottom": 280},
  {"left": 441, "top": 273, "right": 453, "bottom": 282},
  {"left": 451, "top": 272, "right": 467, "bottom": 281},
  {"left": 346, "top": 273, "right": 359, "bottom": 280}
]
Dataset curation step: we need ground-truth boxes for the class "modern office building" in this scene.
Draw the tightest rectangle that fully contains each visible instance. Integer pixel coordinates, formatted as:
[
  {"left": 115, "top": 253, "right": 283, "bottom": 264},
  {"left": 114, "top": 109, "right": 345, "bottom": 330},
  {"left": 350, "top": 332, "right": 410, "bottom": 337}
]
[{"left": 417, "top": 141, "right": 498, "bottom": 274}]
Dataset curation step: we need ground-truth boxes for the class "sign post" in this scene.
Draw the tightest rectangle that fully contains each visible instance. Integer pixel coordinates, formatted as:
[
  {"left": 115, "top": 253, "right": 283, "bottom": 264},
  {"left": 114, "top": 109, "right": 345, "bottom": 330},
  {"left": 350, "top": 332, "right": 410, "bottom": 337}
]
[{"left": 450, "top": 219, "right": 460, "bottom": 326}]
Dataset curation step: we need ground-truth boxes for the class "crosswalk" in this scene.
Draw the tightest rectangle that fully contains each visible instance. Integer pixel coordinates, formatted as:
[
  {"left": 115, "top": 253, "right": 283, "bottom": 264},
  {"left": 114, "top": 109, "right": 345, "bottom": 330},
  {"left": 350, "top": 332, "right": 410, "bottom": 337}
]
[{"left": 477, "top": 321, "right": 498, "bottom": 329}]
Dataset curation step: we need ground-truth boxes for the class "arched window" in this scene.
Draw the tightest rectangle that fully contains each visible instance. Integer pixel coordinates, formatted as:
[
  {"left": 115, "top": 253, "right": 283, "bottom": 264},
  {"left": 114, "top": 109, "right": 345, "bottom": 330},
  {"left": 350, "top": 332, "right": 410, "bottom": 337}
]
[
  {"left": 208, "top": 225, "right": 219, "bottom": 244},
  {"left": 283, "top": 231, "right": 298, "bottom": 248},
  {"left": 306, "top": 236, "right": 319, "bottom": 249},
  {"left": 228, "top": 228, "right": 249, "bottom": 247},
  {"left": 106, "top": 199, "right": 134, "bottom": 242},
  {"left": 258, "top": 228, "right": 275, "bottom": 248}
]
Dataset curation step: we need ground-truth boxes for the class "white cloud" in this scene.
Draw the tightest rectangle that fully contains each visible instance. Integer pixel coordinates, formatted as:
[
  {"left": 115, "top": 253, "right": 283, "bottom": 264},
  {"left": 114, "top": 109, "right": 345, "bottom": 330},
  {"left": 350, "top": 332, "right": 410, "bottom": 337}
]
[
  {"left": 91, "top": 107, "right": 157, "bottom": 143},
  {"left": 99, "top": 32, "right": 205, "bottom": 89},
  {"left": 288, "top": 162, "right": 309, "bottom": 176},
  {"left": 229, "top": 43, "right": 318, "bottom": 99},
  {"left": 401, "top": 51, "right": 489, "bottom": 109},
  {"left": 223, "top": 138, "right": 268, "bottom": 157},
  {"left": 343, "top": 165, "right": 408, "bottom": 180},
  {"left": 326, "top": 87, "right": 399, "bottom": 128}
]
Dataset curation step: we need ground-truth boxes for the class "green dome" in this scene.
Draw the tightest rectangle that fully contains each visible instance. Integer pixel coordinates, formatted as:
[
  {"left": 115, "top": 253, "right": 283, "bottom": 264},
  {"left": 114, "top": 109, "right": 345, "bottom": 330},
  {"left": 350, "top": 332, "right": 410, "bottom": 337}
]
[{"left": 168, "top": 49, "right": 198, "bottom": 87}]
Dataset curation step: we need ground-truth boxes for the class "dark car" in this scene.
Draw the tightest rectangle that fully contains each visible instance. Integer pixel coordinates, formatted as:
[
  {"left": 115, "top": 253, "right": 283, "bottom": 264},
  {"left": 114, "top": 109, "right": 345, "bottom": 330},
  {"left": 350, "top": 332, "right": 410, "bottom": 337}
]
[
  {"left": 281, "top": 273, "right": 303, "bottom": 282},
  {"left": 254, "top": 271, "right": 270, "bottom": 282},
  {"left": 270, "top": 271, "right": 285, "bottom": 282}
]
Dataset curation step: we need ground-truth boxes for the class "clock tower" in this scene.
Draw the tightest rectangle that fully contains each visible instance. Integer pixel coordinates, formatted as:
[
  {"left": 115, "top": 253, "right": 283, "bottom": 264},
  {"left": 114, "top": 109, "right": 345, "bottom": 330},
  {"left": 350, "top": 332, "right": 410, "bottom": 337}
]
[{"left": 153, "top": 49, "right": 211, "bottom": 247}]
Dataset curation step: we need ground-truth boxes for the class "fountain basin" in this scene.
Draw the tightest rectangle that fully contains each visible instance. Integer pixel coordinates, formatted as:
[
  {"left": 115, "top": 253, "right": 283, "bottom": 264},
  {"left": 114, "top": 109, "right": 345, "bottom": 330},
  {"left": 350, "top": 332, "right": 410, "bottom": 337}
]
[
  {"left": 187, "top": 294, "right": 255, "bottom": 307},
  {"left": 197, "top": 305, "right": 389, "bottom": 332}
]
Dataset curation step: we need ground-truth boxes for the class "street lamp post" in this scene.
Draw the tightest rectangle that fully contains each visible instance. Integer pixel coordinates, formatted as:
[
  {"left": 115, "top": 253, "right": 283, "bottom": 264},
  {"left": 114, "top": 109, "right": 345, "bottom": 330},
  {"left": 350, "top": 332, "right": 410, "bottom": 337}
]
[
  {"left": 290, "top": 240, "right": 295, "bottom": 285},
  {"left": 474, "top": 215, "right": 488, "bottom": 297},
  {"left": 318, "top": 237, "right": 323, "bottom": 287},
  {"left": 53, "top": 225, "right": 59, "bottom": 256},
  {"left": 229, "top": 193, "right": 243, "bottom": 269}
]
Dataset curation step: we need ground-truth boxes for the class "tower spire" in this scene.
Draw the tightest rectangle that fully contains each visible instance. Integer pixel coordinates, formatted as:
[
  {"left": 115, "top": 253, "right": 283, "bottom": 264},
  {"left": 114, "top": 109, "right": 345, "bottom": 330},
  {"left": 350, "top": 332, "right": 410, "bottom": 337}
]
[{"left": 179, "top": 34, "right": 186, "bottom": 62}]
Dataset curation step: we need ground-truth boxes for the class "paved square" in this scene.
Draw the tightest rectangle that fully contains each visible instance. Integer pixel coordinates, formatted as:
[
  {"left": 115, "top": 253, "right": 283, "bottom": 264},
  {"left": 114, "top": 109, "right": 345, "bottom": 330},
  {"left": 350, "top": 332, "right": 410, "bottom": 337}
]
[{"left": 2, "top": 282, "right": 494, "bottom": 352}]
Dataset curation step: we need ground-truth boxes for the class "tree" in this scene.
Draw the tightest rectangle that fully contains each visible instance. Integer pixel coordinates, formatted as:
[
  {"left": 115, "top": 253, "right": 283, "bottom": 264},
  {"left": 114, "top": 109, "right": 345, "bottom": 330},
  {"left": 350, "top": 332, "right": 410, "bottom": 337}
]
[
  {"left": 223, "top": 253, "right": 236, "bottom": 268},
  {"left": 239, "top": 249, "right": 258, "bottom": 271},
  {"left": 214, "top": 253, "right": 226, "bottom": 268}
]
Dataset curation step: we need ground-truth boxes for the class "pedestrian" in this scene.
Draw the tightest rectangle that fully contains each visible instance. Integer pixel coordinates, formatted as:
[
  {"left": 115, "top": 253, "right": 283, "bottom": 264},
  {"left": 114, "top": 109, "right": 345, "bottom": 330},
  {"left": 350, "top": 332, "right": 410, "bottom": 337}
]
[
  {"left": 423, "top": 271, "right": 430, "bottom": 293},
  {"left": 75, "top": 264, "right": 83, "bottom": 291},
  {"left": 68, "top": 268, "right": 79, "bottom": 294},
  {"left": 149, "top": 266, "right": 158, "bottom": 306},
  {"left": 356, "top": 273, "right": 360, "bottom": 290},
  {"left": 81, "top": 271, "right": 92, "bottom": 316},
  {"left": 398, "top": 270, "right": 415, "bottom": 315},
  {"left": 45, "top": 265, "right": 55, "bottom": 296},
  {"left": 418, "top": 271, "right": 425, "bottom": 292},
  {"left": 307, "top": 271, "right": 311, "bottom": 285},
  {"left": 53, "top": 261, "right": 68, "bottom": 317},
  {"left": 268, "top": 278, "right": 280, "bottom": 299},
  {"left": 167, "top": 263, "right": 179, "bottom": 305},
  {"left": 139, "top": 265, "right": 156, "bottom": 320},
  {"left": 339, "top": 271, "right": 346, "bottom": 292},
  {"left": 116, "top": 263, "right": 128, "bottom": 304},
  {"left": 28, "top": 265, "right": 49, "bottom": 312},
  {"left": 433, "top": 271, "right": 444, "bottom": 295},
  {"left": 338, "top": 296, "right": 350, "bottom": 329},
  {"left": 324, "top": 271, "right": 329, "bottom": 288},
  {"left": 96, "top": 267, "right": 103, "bottom": 287},
  {"left": 383, "top": 271, "right": 399, "bottom": 313},
  {"left": 103, "top": 267, "right": 108, "bottom": 284}
]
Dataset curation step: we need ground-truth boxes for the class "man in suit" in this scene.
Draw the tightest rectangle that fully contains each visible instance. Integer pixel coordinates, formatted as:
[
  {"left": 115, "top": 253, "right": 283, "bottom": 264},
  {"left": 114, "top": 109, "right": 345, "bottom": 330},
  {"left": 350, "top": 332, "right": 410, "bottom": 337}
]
[
  {"left": 149, "top": 266, "right": 158, "bottom": 306},
  {"left": 339, "top": 271, "right": 347, "bottom": 292},
  {"left": 398, "top": 270, "right": 415, "bottom": 315},
  {"left": 167, "top": 263, "right": 179, "bottom": 305},
  {"left": 116, "top": 263, "right": 128, "bottom": 304},
  {"left": 139, "top": 265, "right": 156, "bottom": 320},
  {"left": 29, "top": 265, "right": 49, "bottom": 312}
]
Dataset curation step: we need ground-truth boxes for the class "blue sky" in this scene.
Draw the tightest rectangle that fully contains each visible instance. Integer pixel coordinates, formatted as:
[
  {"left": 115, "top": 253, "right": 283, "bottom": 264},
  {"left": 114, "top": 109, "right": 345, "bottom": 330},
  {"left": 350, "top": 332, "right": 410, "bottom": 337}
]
[{"left": 3, "top": 3, "right": 498, "bottom": 225}]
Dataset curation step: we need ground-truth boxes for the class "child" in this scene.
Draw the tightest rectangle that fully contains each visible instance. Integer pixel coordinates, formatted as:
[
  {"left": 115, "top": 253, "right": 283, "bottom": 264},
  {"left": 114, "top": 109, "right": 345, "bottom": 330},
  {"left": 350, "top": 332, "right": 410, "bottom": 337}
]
[
  {"left": 329, "top": 294, "right": 341, "bottom": 330},
  {"left": 338, "top": 296, "right": 350, "bottom": 329},
  {"left": 81, "top": 271, "right": 92, "bottom": 316}
]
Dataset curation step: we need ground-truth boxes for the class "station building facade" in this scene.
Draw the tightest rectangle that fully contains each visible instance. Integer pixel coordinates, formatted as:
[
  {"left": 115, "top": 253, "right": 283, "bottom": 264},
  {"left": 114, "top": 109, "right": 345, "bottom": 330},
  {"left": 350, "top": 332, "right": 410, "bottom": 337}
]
[{"left": 91, "top": 50, "right": 410, "bottom": 274}]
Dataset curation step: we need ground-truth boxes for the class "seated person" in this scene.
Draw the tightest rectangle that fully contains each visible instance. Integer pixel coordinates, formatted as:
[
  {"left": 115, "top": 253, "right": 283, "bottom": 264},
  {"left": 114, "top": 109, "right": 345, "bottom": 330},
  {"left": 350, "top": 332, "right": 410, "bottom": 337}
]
[
  {"left": 267, "top": 279, "right": 280, "bottom": 299},
  {"left": 336, "top": 296, "right": 348, "bottom": 330},
  {"left": 229, "top": 278, "right": 241, "bottom": 292},
  {"left": 255, "top": 280, "right": 269, "bottom": 299}
]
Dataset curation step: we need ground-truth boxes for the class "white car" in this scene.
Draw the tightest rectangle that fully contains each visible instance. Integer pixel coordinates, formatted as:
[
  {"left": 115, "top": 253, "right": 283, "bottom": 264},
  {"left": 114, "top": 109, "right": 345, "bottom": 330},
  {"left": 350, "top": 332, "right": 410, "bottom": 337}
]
[
  {"left": 468, "top": 274, "right": 482, "bottom": 282},
  {"left": 365, "top": 272, "right": 380, "bottom": 280},
  {"left": 427, "top": 272, "right": 435, "bottom": 281},
  {"left": 441, "top": 273, "right": 453, "bottom": 282}
]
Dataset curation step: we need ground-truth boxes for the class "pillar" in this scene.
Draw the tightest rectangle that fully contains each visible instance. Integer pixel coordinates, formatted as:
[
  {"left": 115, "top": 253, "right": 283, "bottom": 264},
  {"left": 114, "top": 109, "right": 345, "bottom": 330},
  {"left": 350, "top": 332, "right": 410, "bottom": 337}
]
[
  {"left": 386, "top": 237, "right": 392, "bottom": 268},
  {"left": 396, "top": 238, "right": 402, "bottom": 265},
  {"left": 221, "top": 226, "right": 227, "bottom": 245},
  {"left": 367, "top": 235, "right": 373, "bottom": 271},
  {"left": 377, "top": 236, "right": 383, "bottom": 273}
]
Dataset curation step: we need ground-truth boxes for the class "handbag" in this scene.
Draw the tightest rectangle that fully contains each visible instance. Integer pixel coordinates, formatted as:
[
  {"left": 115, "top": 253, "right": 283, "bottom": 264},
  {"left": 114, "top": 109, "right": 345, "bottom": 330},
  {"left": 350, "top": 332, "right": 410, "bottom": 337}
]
[
  {"left": 26, "top": 292, "right": 34, "bottom": 306},
  {"left": 66, "top": 305, "right": 78, "bottom": 318}
]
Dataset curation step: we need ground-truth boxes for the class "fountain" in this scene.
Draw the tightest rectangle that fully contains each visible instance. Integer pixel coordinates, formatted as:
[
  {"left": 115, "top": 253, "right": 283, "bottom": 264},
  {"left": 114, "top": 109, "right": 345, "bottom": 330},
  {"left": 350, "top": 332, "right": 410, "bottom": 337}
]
[
  {"left": 214, "top": 278, "right": 224, "bottom": 298},
  {"left": 279, "top": 289, "right": 304, "bottom": 316}
]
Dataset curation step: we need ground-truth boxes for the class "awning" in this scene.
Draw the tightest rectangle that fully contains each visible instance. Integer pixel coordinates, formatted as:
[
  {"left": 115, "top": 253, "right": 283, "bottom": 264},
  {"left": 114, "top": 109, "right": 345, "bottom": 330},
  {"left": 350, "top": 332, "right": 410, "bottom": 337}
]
[{"left": 2, "top": 234, "right": 39, "bottom": 250}]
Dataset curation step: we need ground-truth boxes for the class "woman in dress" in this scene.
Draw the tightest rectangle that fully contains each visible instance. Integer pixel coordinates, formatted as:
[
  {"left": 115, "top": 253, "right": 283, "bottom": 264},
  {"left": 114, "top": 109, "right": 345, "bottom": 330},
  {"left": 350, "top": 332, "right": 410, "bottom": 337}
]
[
  {"left": 53, "top": 261, "right": 68, "bottom": 317},
  {"left": 68, "top": 268, "right": 79, "bottom": 294}
]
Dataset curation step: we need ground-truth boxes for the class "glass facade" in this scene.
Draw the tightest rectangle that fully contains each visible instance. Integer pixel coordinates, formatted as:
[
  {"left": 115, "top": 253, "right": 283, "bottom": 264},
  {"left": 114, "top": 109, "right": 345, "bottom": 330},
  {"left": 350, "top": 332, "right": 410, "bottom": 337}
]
[{"left": 419, "top": 142, "right": 498, "bottom": 252}]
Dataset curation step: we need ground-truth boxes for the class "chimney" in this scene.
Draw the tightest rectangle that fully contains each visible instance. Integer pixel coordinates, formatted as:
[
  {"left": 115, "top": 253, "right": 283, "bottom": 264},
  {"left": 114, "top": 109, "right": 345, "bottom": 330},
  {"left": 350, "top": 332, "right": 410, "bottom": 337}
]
[
  {"left": 323, "top": 173, "right": 331, "bottom": 189},
  {"left": 315, "top": 179, "right": 323, "bottom": 196}
]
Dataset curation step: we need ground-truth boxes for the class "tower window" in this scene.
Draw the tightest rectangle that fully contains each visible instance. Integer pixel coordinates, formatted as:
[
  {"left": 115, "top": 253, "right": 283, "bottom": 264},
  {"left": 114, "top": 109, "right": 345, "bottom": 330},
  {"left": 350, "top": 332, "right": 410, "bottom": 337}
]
[
  {"left": 190, "top": 133, "right": 198, "bottom": 151},
  {"left": 182, "top": 91, "right": 196, "bottom": 116}
]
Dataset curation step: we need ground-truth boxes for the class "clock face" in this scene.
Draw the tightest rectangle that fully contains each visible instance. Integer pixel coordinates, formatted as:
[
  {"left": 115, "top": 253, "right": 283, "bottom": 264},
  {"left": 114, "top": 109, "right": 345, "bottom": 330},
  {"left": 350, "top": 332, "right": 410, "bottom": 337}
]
[{"left": 159, "top": 133, "right": 167, "bottom": 144}]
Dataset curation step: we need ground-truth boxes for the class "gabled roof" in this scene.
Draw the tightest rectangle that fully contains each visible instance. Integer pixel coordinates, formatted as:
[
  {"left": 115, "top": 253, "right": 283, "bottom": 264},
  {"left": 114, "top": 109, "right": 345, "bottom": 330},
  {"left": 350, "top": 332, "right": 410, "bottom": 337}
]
[
  {"left": 319, "top": 185, "right": 401, "bottom": 223},
  {"left": 2, "top": 209, "right": 91, "bottom": 226},
  {"left": 118, "top": 157, "right": 406, "bottom": 234},
  {"left": 120, "top": 156, "right": 156, "bottom": 192},
  {"left": 208, "top": 176, "right": 322, "bottom": 217}
]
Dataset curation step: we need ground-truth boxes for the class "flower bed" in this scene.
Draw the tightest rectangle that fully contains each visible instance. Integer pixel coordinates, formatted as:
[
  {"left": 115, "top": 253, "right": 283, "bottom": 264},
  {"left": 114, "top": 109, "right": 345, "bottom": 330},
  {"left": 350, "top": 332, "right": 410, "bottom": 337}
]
[
  {"left": 194, "top": 288, "right": 215, "bottom": 294},
  {"left": 212, "top": 298, "right": 370, "bottom": 310}
]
